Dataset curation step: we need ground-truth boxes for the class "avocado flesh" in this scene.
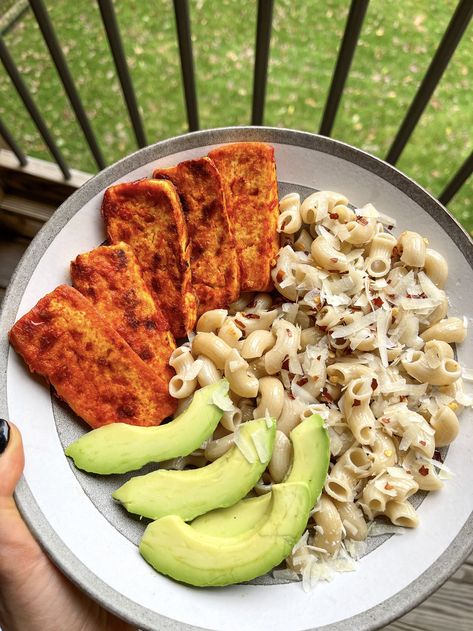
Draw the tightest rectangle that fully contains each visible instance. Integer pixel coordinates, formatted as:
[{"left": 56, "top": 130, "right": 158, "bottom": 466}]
[
  {"left": 64, "top": 380, "right": 230, "bottom": 474},
  {"left": 139, "top": 482, "right": 311, "bottom": 587},
  {"left": 191, "top": 493, "right": 272, "bottom": 537},
  {"left": 191, "top": 414, "right": 329, "bottom": 536},
  {"left": 112, "top": 417, "right": 276, "bottom": 521},
  {"left": 285, "top": 413, "right": 330, "bottom": 506}
]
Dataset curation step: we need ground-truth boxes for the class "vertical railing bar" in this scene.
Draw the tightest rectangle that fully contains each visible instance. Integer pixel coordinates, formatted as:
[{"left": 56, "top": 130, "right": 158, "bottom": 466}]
[
  {"left": 173, "top": 0, "right": 199, "bottom": 132},
  {"left": 97, "top": 0, "right": 147, "bottom": 148},
  {"left": 319, "top": 0, "right": 369, "bottom": 137},
  {"left": 0, "top": 36, "right": 71, "bottom": 179},
  {"left": 29, "top": 0, "right": 106, "bottom": 170},
  {"left": 0, "top": 116, "right": 28, "bottom": 166},
  {"left": 438, "top": 151, "right": 473, "bottom": 206},
  {"left": 251, "top": 0, "right": 274, "bottom": 126},
  {"left": 386, "top": 0, "right": 473, "bottom": 165}
]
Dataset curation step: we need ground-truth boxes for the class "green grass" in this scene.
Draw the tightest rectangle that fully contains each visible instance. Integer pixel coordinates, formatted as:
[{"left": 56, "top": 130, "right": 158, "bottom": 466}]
[{"left": 0, "top": 0, "right": 471, "bottom": 230}]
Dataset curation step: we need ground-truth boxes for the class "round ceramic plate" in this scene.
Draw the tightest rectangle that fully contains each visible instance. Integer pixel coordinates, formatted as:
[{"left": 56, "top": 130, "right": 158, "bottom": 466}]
[{"left": 1, "top": 127, "right": 472, "bottom": 631}]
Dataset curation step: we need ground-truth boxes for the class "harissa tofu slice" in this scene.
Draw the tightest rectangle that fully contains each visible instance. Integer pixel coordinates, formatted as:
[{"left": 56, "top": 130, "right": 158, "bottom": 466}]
[
  {"left": 71, "top": 242, "right": 176, "bottom": 383},
  {"left": 9, "top": 285, "right": 177, "bottom": 428},
  {"left": 101, "top": 178, "right": 197, "bottom": 338},
  {"left": 153, "top": 157, "right": 240, "bottom": 315},
  {"left": 208, "top": 142, "right": 279, "bottom": 292}
]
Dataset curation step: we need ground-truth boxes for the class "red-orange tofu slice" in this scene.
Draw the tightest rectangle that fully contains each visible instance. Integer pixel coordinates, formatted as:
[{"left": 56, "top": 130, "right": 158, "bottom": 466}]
[
  {"left": 71, "top": 242, "right": 175, "bottom": 383},
  {"left": 101, "top": 178, "right": 197, "bottom": 338},
  {"left": 153, "top": 157, "right": 240, "bottom": 315},
  {"left": 208, "top": 142, "right": 279, "bottom": 292},
  {"left": 9, "top": 285, "right": 177, "bottom": 428}
]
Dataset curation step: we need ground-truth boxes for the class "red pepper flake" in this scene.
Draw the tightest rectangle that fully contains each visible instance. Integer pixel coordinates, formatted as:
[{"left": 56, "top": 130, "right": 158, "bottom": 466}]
[
  {"left": 297, "top": 377, "right": 309, "bottom": 386},
  {"left": 329, "top": 212, "right": 339, "bottom": 220},
  {"left": 384, "top": 483, "right": 394, "bottom": 491},
  {"left": 372, "top": 296, "right": 384, "bottom": 308},
  {"left": 386, "top": 279, "right": 392, "bottom": 285},
  {"left": 352, "top": 399, "right": 361, "bottom": 407},
  {"left": 371, "top": 378, "right": 378, "bottom": 390},
  {"left": 321, "top": 388, "right": 333, "bottom": 403},
  {"left": 245, "top": 313, "right": 260, "bottom": 319},
  {"left": 419, "top": 440, "right": 427, "bottom": 447},
  {"left": 282, "top": 357, "right": 290, "bottom": 371},
  {"left": 419, "top": 465, "right": 429, "bottom": 477},
  {"left": 316, "top": 355, "right": 321, "bottom": 361},
  {"left": 356, "top": 216, "right": 369, "bottom": 226},
  {"left": 234, "top": 319, "right": 246, "bottom": 330},
  {"left": 276, "top": 270, "right": 286, "bottom": 283},
  {"left": 387, "top": 225, "right": 394, "bottom": 231}
]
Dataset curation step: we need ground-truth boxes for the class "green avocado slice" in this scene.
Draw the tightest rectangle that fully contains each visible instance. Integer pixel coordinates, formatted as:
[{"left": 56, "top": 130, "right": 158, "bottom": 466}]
[
  {"left": 191, "top": 414, "right": 329, "bottom": 537},
  {"left": 112, "top": 417, "right": 276, "bottom": 521},
  {"left": 65, "top": 380, "right": 230, "bottom": 474},
  {"left": 285, "top": 413, "right": 330, "bottom": 506},
  {"left": 139, "top": 482, "right": 311, "bottom": 587}
]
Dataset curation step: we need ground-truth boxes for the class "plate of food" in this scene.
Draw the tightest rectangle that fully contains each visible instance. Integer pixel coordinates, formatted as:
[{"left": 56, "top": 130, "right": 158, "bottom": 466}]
[{"left": 1, "top": 126, "right": 472, "bottom": 631}]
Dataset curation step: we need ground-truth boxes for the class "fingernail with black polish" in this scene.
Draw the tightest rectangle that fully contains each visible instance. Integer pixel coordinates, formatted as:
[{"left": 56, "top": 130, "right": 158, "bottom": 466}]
[{"left": 0, "top": 419, "right": 10, "bottom": 455}]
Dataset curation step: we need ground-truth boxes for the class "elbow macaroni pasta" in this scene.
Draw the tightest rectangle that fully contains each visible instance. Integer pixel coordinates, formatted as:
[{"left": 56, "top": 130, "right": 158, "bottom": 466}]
[{"left": 165, "top": 185, "right": 470, "bottom": 581}]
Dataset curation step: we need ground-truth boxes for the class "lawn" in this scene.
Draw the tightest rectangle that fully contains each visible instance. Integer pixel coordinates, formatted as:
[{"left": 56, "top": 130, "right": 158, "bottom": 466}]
[{"left": 0, "top": 0, "right": 471, "bottom": 230}]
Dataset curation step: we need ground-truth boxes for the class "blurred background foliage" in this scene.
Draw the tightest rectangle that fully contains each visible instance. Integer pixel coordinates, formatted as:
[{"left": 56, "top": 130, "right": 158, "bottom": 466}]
[{"left": 0, "top": 0, "right": 471, "bottom": 230}]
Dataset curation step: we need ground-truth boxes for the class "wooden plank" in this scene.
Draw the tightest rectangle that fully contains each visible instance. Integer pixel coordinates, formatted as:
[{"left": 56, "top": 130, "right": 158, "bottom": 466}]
[
  {"left": 0, "top": 209, "right": 44, "bottom": 239},
  {"left": 0, "top": 149, "right": 92, "bottom": 195},
  {"left": 0, "top": 233, "right": 30, "bottom": 290},
  {"left": 385, "top": 578, "right": 473, "bottom": 630}
]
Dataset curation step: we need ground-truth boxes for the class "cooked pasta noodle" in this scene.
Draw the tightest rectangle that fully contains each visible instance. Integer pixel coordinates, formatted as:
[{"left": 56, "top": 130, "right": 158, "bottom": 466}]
[{"left": 166, "top": 183, "right": 471, "bottom": 584}]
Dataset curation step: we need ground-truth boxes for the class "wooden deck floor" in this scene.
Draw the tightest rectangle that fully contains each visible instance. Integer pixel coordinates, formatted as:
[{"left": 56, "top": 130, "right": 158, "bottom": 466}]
[{"left": 0, "top": 236, "right": 472, "bottom": 630}]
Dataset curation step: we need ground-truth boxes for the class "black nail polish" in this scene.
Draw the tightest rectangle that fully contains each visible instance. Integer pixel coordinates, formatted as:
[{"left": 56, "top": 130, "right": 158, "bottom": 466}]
[{"left": 0, "top": 419, "right": 10, "bottom": 455}]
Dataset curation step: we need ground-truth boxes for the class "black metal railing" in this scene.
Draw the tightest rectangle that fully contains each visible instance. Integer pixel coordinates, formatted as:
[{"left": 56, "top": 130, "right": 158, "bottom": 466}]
[{"left": 0, "top": 0, "right": 471, "bottom": 208}]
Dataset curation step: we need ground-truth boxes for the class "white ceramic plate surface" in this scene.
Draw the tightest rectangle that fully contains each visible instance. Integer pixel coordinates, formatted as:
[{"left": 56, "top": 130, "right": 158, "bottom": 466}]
[{"left": 1, "top": 127, "right": 472, "bottom": 631}]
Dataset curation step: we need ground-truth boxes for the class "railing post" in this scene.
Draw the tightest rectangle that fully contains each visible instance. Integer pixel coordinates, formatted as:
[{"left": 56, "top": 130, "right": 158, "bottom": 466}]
[
  {"left": 173, "top": 0, "right": 199, "bottom": 132},
  {"left": 386, "top": 0, "right": 473, "bottom": 165},
  {"left": 0, "top": 36, "right": 71, "bottom": 179},
  {"left": 0, "top": 117, "right": 28, "bottom": 166},
  {"left": 319, "top": 0, "right": 369, "bottom": 137},
  {"left": 29, "top": 0, "right": 106, "bottom": 170},
  {"left": 438, "top": 151, "right": 473, "bottom": 207},
  {"left": 251, "top": 0, "right": 274, "bottom": 126},
  {"left": 97, "top": 0, "right": 147, "bottom": 148}
]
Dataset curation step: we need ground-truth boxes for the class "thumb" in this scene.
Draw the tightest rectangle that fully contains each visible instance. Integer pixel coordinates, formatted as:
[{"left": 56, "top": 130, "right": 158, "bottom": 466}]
[
  {"left": 0, "top": 419, "right": 44, "bottom": 582},
  {"left": 0, "top": 420, "right": 25, "bottom": 500}
]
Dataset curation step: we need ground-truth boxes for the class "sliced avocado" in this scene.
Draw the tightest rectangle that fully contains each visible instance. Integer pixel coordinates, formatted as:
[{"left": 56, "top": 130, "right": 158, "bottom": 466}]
[
  {"left": 112, "top": 417, "right": 276, "bottom": 521},
  {"left": 65, "top": 380, "right": 230, "bottom": 474},
  {"left": 139, "top": 482, "right": 311, "bottom": 587},
  {"left": 191, "top": 414, "right": 329, "bottom": 536},
  {"left": 285, "top": 413, "right": 330, "bottom": 506},
  {"left": 191, "top": 493, "right": 272, "bottom": 538}
]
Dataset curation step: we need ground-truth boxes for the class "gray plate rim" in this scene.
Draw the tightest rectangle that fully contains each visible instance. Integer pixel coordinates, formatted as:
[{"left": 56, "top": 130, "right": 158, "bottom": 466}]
[{"left": 1, "top": 126, "right": 472, "bottom": 631}]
